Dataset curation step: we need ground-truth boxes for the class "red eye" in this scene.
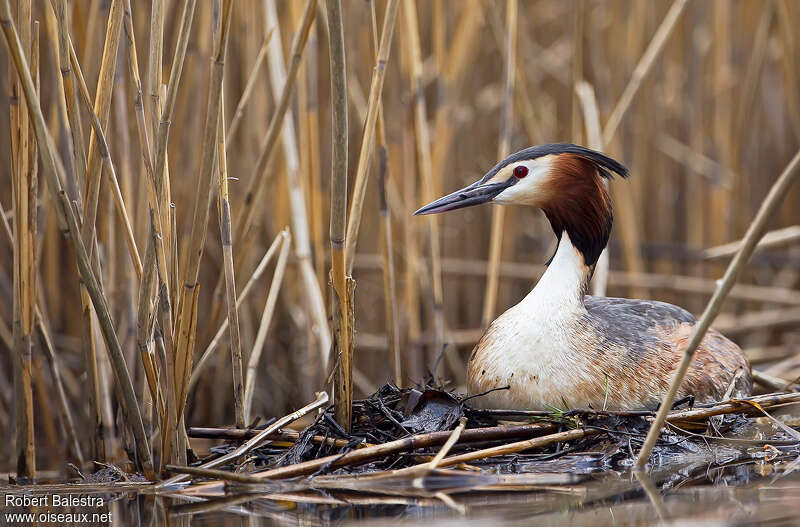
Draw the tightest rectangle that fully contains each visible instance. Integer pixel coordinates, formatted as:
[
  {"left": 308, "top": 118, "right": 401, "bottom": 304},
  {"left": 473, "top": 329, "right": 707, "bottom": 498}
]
[{"left": 514, "top": 165, "right": 528, "bottom": 178}]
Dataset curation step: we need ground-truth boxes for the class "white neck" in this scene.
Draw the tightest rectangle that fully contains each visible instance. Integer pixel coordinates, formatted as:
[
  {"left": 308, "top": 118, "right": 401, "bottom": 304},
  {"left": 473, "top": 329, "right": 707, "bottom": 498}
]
[{"left": 521, "top": 231, "right": 591, "bottom": 310}]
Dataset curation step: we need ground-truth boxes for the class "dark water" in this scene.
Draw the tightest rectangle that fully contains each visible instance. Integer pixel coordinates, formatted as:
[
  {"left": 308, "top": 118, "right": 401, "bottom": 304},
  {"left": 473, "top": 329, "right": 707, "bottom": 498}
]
[{"left": 2, "top": 468, "right": 799, "bottom": 526}]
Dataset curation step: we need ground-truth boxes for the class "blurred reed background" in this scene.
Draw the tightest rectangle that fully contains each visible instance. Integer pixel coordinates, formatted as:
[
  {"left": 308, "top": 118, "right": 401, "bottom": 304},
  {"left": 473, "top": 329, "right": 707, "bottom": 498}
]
[{"left": 1, "top": 0, "right": 800, "bottom": 476}]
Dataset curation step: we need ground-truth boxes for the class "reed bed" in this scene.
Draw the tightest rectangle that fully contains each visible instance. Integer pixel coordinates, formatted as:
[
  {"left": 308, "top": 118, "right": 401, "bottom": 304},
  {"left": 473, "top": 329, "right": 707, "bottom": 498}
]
[{"left": 1, "top": 0, "right": 800, "bottom": 491}]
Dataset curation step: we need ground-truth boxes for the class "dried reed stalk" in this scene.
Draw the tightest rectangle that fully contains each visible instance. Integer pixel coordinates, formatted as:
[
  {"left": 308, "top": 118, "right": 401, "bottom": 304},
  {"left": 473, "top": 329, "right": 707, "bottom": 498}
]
[
  {"left": 343, "top": 0, "right": 399, "bottom": 273},
  {"left": 226, "top": 32, "right": 273, "bottom": 145},
  {"left": 602, "top": 0, "right": 689, "bottom": 146},
  {"left": 35, "top": 311, "right": 84, "bottom": 466},
  {"left": 188, "top": 230, "right": 288, "bottom": 393},
  {"left": 0, "top": 0, "right": 154, "bottom": 478},
  {"left": 263, "top": 0, "right": 331, "bottom": 369},
  {"left": 67, "top": 42, "right": 142, "bottom": 279},
  {"left": 326, "top": 0, "right": 352, "bottom": 431},
  {"left": 207, "top": 0, "right": 319, "bottom": 359},
  {"left": 378, "top": 147, "right": 401, "bottom": 386},
  {"left": 80, "top": 0, "right": 122, "bottom": 255},
  {"left": 402, "top": 0, "right": 444, "bottom": 354},
  {"left": 482, "top": 0, "right": 518, "bottom": 327},
  {"left": 173, "top": 0, "right": 234, "bottom": 451},
  {"left": 48, "top": 0, "right": 105, "bottom": 464},
  {"left": 366, "top": 1, "right": 401, "bottom": 387},
  {"left": 9, "top": 0, "right": 35, "bottom": 481},
  {"left": 215, "top": 94, "right": 244, "bottom": 428},
  {"left": 244, "top": 229, "right": 291, "bottom": 423},
  {"left": 636, "top": 148, "right": 800, "bottom": 468}
]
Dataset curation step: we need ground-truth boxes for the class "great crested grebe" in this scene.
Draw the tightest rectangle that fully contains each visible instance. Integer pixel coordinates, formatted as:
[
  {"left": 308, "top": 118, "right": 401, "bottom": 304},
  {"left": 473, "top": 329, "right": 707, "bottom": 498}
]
[{"left": 415, "top": 143, "right": 752, "bottom": 410}]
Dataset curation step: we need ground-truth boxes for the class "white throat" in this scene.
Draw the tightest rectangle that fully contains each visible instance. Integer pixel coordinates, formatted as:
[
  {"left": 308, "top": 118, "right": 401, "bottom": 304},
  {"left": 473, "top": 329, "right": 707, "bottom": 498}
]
[{"left": 521, "top": 231, "right": 591, "bottom": 310}]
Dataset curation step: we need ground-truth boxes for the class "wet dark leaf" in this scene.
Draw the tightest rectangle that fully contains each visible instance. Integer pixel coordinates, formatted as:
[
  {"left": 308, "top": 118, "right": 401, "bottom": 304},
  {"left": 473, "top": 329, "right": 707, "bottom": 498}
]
[{"left": 400, "top": 389, "right": 463, "bottom": 433}]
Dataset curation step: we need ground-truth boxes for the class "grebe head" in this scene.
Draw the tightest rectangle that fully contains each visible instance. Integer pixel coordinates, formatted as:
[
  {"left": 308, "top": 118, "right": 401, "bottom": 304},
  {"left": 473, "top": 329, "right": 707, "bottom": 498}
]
[{"left": 414, "top": 143, "right": 629, "bottom": 266}]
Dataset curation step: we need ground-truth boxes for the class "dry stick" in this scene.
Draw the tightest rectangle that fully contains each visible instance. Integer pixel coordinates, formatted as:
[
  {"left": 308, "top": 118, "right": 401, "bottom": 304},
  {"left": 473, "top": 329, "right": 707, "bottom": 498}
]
[
  {"left": 188, "top": 231, "right": 288, "bottom": 393},
  {"left": 244, "top": 230, "right": 292, "bottom": 423},
  {"left": 263, "top": 0, "right": 331, "bottom": 369},
  {"left": 482, "top": 0, "right": 518, "bottom": 327},
  {"left": 403, "top": 0, "right": 445, "bottom": 355},
  {"left": 704, "top": 225, "right": 800, "bottom": 260},
  {"left": 343, "top": 0, "right": 399, "bottom": 274},
  {"left": 438, "top": 428, "right": 598, "bottom": 469},
  {"left": 326, "top": 0, "right": 352, "bottom": 432},
  {"left": 0, "top": 0, "right": 154, "bottom": 478},
  {"left": 226, "top": 32, "right": 273, "bottom": 146},
  {"left": 250, "top": 422, "right": 557, "bottom": 480},
  {"left": 215, "top": 93, "right": 244, "bottom": 428},
  {"left": 636, "top": 149, "right": 800, "bottom": 469},
  {"left": 156, "top": 392, "right": 329, "bottom": 489},
  {"left": 174, "top": 0, "right": 234, "bottom": 449},
  {"left": 188, "top": 426, "right": 369, "bottom": 449}
]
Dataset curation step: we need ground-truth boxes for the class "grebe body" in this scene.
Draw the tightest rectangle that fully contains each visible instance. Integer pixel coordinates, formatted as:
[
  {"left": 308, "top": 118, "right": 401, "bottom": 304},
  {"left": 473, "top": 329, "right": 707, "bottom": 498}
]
[{"left": 416, "top": 143, "right": 751, "bottom": 410}]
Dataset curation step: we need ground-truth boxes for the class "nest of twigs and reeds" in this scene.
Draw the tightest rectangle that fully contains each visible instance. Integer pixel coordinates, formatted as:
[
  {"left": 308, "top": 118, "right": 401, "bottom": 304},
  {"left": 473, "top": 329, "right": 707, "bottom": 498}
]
[{"left": 156, "top": 384, "right": 800, "bottom": 508}]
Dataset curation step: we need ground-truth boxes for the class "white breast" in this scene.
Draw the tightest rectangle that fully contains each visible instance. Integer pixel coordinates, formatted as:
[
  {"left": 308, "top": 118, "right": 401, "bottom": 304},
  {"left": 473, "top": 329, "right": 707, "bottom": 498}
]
[{"left": 468, "top": 232, "right": 599, "bottom": 410}]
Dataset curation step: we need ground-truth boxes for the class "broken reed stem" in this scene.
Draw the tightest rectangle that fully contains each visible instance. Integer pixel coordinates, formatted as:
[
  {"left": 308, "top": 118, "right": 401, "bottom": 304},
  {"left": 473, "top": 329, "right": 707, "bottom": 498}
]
[
  {"left": 156, "top": 392, "right": 329, "bottom": 489},
  {"left": 602, "top": 0, "right": 689, "bottom": 146},
  {"left": 326, "top": 0, "right": 352, "bottom": 432},
  {"left": 188, "top": 230, "right": 288, "bottom": 394},
  {"left": 0, "top": 0, "right": 154, "bottom": 478},
  {"left": 244, "top": 229, "right": 292, "bottom": 424},
  {"left": 226, "top": 31, "right": 273, "bottom": 145},
  {"left": 636, "top": 148, "right": 800, "bottom": 469},
  {"left": 215, "top": 92, "right": 245, "bottom": 428},
  {"left": 174, "top": 0, "right": 234, "bottom": 444},
  {"left": 482, "top": 0, "right": 518, "bottom": 327},
  {"left": 403, "top": 0, "right": 445, "bottom": 355},
  {"left": 343, "top": 0, "right": 399, "bottom": 274}
]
